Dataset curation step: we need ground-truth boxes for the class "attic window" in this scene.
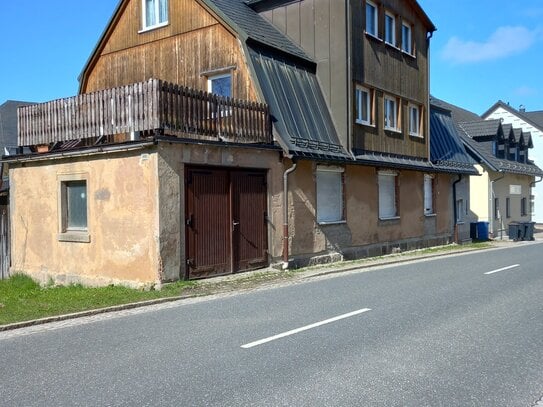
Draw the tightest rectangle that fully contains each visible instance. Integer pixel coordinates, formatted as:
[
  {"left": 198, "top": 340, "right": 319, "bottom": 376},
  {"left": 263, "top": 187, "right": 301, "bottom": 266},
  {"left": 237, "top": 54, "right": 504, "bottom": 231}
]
[{"left": 142, "top": 0, "right": 168, "bottom": 31}]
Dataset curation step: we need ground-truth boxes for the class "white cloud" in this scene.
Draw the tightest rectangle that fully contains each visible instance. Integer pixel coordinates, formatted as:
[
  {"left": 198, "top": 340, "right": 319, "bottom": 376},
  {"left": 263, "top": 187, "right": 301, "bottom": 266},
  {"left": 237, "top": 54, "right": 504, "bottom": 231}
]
[
  {"left": 441, "top": 26, "right": 536, "bottom": 64},
  {"left": 514, "top": 86, "right": 538, "bottom": 97}
]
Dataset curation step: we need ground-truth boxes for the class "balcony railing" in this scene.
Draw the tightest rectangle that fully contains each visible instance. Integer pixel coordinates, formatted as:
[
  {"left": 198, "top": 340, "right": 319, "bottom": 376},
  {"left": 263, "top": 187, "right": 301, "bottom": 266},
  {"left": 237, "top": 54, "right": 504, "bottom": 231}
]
[{"left": 17, "top": 79, "right": 273, "bottom": 149}]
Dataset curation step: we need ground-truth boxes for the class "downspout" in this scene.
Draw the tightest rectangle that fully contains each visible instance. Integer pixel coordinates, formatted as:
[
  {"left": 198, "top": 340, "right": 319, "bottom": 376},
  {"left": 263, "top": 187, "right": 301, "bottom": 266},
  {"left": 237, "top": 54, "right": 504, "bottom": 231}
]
[
  {"left": 452, "top": 174, "right": 462, "bottom": 243},
  {"left": 490, "top": 173, "right": 505, "bottom": 238},
  {"left": 346, "top": 0, "right": 353, "bottom": 155},
  {"left": 426, "top": 30, "right": 434, "bottom": 162},
  {"left": 283, "top": 160, "right": 297, "bottom": 269}
]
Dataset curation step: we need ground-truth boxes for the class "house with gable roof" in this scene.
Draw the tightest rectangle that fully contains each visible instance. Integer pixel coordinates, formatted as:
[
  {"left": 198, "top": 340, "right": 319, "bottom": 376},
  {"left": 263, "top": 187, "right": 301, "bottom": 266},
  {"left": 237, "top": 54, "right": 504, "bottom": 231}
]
[
  {"left": 6, "top": 0, "right": 477, "bottom": 287},
  {"left": 482, "top": 101, "right": 543, "bottom": 222},
  {"left": 432, "top": 97, "right": 543, "bottom": 239}
]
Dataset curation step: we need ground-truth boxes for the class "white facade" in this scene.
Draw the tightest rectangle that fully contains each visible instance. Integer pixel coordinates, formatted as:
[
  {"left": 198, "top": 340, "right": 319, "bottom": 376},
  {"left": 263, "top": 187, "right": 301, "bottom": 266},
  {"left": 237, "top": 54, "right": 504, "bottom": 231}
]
[{"left": 484, "top": 106, "right": 543, "bottom": 222}]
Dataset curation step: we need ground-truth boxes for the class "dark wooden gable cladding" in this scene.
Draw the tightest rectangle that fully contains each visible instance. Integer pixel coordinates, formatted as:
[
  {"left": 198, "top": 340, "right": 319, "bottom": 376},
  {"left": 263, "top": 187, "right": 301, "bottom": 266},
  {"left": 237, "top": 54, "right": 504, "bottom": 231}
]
[
  {"left": 351, "top": 0, "right": 430, "bottom": 159},
  {"left": 82, "top": 0, "right": 258, "bottom": 104}
]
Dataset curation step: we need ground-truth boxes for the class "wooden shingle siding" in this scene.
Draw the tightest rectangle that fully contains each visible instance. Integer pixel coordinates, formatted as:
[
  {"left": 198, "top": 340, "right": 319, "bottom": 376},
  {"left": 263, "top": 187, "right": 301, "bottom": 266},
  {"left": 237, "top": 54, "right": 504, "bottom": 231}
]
[{"left": 83, "top": 0, "right": 258, "bottom": 103}]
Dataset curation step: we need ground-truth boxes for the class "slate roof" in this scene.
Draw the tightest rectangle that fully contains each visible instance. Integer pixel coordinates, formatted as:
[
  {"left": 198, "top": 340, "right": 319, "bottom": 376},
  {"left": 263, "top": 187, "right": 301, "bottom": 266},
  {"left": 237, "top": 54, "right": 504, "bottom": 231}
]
[
  {"left": 430, "top": 96, "right": 481, "bottom": 124},
  {"left": 204, "top": 0, "right": 311, "bottom": 62},
  {"left": 429, "top": 105, "right": 477, "bottom": 175},
  {"left": 481, "top": 100, "right": 543, "bottom": 133},
  {"left": 458, "top": 120, "right": 501, "bottom": 139},
  {"left": 352, "top": 150, "right": 434, "bottom": 172},
  {"left": 434, "top": 97, "right": 543, "bottom": 177},
  {"left": 524, "top": 111, "right": 543, "bottom": 128}
]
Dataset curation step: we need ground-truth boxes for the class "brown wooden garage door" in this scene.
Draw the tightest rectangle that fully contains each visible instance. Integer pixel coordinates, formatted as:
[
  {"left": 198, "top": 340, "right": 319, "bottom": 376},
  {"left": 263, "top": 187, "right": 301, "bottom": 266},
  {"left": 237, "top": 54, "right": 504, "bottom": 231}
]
[{"left": 185, "top": 167, "right": 268, "bottom": 279}]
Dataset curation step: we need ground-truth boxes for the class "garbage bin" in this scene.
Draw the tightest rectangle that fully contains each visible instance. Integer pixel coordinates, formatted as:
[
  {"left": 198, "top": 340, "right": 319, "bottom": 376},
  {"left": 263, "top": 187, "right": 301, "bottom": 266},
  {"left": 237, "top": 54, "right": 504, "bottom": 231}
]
[
  {"left": 522, "top": 221, "right": 535, "bottom": 241},
  {"left": 470, "top": 222, "right": 478, "bottom": 240},
  {"left": 508, "top": 222, "right": 523, "bottom": 241},
  {"left": 476, "top": 221, "right": 489, "bottom": 241}
]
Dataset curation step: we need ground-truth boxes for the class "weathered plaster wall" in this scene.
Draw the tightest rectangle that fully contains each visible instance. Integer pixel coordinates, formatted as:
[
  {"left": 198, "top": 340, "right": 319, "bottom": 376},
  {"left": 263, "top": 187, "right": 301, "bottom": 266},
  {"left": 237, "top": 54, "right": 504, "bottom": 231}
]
[
  {"left": 287, "top": 161, "right": 452, "bottom": 265},
  {"left": 10, "top": 148, "right": 160, "bottom": 287},
  {"left": 156, "top": 141, "right": 284, "bottom": 277}
]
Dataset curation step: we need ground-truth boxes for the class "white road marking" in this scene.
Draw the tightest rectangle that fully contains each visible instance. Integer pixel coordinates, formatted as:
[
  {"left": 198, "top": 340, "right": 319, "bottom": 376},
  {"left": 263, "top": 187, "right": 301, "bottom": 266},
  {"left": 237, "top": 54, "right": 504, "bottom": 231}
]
[
  {"left": 484, "top": 264, "right": 520, "bottom": 275},
  {"left": 241, "top": 308, "right": 371, "bottom": 349}
]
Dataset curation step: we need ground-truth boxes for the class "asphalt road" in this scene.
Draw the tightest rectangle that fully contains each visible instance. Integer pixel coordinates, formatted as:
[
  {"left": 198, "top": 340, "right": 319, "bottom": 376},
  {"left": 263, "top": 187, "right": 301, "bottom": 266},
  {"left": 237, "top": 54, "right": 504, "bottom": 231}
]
[{"left": 1, "top": 243, "right": 542, "bottom": 406}]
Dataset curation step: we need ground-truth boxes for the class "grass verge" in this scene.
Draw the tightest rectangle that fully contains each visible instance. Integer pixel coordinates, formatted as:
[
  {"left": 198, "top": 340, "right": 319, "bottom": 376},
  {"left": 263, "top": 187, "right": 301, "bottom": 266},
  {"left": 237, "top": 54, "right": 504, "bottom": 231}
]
[{"left": 0, "top": 274, "right": 197, "bottom": 326}]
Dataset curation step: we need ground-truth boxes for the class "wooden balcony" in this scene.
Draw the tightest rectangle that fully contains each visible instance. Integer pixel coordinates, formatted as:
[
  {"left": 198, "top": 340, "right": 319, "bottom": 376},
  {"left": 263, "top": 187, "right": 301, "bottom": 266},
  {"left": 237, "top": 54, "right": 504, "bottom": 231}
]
[{"left": 17, "top": 79, "right": 273, "bottom": 150}]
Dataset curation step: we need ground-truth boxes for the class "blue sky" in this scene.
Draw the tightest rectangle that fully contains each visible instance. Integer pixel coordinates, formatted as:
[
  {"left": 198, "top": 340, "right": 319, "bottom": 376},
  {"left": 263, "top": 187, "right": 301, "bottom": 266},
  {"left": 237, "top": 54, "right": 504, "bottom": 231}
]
[{"left": 1, "top": 0, "right": 543, "bottom": 115}]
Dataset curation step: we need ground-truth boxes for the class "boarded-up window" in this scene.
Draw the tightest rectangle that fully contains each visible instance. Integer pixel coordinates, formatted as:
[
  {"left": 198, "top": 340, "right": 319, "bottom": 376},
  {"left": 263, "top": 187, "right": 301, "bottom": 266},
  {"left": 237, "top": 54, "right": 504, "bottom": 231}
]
[
  {"left": 379, "top": 172, "right": 398, "bottom": 219},
  {"left": 317, "top": 167, "right": 344, "bottom": 223},
  {"left": 424, "top": 174, "right": 434, "bottom": 215}
]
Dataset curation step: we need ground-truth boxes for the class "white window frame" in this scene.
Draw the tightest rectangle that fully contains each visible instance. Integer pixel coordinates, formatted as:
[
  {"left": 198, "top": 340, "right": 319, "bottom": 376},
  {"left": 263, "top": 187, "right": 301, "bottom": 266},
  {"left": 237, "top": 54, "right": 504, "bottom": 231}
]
[
  {"left": 385, "top": 11, "right": 396, "bottom": 46},
  {"left": 378, "top": 171, "right": 399, "bottom": 220},
  {"left": 365, "top": 1, "right": 378, "bottom": 37},
  {"left": 57, "top": 173, "right": 90, "bottom": 243},
  {"left": 424, "top": 174, "right": 435, "bottom": 216},
  {"left": 401, "top": 22, "right": 412, "bottom": 54},
  {"left": 409, "top": 104, "right": 421, "bottom": 137},
  {"left": 355, "top": 86, "right": 372, "bottom": 125},
  {"left": 316, "top": 166, "right": 345, "bottom": 224},
  {"left": 141, "top": 0, "right": 169, "bottom": 31},
  {"left": 384, "top": 96, "right": 399, "bottom": 131}
]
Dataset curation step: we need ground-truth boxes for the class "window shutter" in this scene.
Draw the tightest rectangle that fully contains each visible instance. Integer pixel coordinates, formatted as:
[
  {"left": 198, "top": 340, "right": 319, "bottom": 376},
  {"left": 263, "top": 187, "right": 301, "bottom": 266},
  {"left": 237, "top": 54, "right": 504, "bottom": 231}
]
[
  {"left": 379, "top": 173, "right": 396, "bottom": 218},
  {"left": 317, "top": 169, "right": 343, "bottom": 223}
]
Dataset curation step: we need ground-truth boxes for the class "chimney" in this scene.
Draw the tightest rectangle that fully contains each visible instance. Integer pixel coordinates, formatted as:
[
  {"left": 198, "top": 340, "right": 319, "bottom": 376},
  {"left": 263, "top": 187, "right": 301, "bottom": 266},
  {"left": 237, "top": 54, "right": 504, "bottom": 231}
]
[{"left": 519, "top": 104, "right": 526, "bottom": 112}]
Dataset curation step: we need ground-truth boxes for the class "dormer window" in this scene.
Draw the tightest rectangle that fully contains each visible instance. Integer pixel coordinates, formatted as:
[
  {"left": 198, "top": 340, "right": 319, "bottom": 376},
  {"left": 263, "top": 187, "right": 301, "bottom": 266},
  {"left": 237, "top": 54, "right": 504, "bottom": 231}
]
[
  {"left": 142, "top": 0, "right": 168, "bottom": 31},
  {"left": 366, "top": 1, "right": 378, "bottom": 37}
]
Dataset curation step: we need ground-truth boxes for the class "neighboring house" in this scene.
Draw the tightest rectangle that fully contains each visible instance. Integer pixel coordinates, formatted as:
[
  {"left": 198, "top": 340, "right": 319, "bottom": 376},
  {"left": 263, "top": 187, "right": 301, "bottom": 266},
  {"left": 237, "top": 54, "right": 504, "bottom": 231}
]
[
  {"left": 482, "top": 101, "right": 543, "bottom": 222},
  {"left": 433, "top": 97, "right": 543, "bottom": 239},
  {"left": 8, "top": 0, "right": 475, "bottom": 287}
]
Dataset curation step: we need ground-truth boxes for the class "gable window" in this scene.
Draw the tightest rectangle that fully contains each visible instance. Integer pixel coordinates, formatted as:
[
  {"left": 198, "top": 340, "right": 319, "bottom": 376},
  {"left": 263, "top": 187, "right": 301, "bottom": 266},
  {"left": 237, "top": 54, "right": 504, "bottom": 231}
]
[
  {"left": 401, "top": 22, "right": 412, "bottom": 54},
  {"left": 58, "top": 174, "right": 90, "bottom": 243},
  {"left": 378, "top": 171, "right": 399, "bottom": 219},
  {"left": 409, "top": 104, "right": 421, "bottom": 137},
  {"left": 208, "top": 73, "right": 232, "bottom": 98},
  {"left": 355, "top": 86, "right": 373, "bottom": 125},
  {"left": 142, "top": 0, "right": 168, "bottom": 30},
  {"left": 366, "top": 1, "right": 378, "bottom": 37},
  {"left": 424, "top": 174, "right": 435, "bottom": 215},
  {"left": 385, "top": 12, "right": 396, "bottom": 45},
  {"left": 384, "top": 96, "right": 399, "bottom": 131},
  {"left": 316, "top": 166, "right": 344, "bottom": 223}
]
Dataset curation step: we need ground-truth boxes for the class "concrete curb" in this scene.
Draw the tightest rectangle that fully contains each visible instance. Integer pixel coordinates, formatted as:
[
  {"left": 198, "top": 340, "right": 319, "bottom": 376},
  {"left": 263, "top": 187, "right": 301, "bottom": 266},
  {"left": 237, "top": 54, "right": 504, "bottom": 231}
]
[{"left": 1, "top": 238, "right": 540, "bottom": 332}]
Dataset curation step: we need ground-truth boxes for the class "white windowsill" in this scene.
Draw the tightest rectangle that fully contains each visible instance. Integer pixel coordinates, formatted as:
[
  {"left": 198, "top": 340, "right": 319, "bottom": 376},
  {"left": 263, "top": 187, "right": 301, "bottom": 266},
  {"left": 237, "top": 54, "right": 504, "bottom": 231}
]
[
  {"left": 402, "top": 50, "right": 416, "bottom": 59},
  {"left": 356, "top": 120, "right": 375, "bottom": 128},
  {"left": 385, "top": 127, "right": 402, "bottom": 134},
  {"left": 385, "top": 42, "right": 401, "bottom": 52},
  {"left": 409, "top": 132, "right": 423, "bottom": 138},
  {"left": 318, "top": 220, "right": 347, "bottom": 226},
  {"left": 424, "top": 213, "right": 437, "bottom": 218},
  {"left": 379, "top": 216, "right": 400, "bottom": 221},
  {"left": 58, "top": 231, "right": 91, "bottom": 243},
  {"left": 138, "top": 21, "right": 169, "bottom": 34},
  {"left": 364, "top": 31, "right": 383, "bottom": 42}
]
